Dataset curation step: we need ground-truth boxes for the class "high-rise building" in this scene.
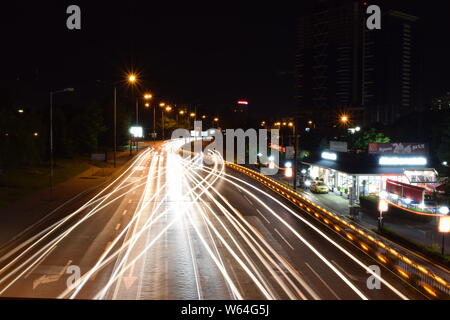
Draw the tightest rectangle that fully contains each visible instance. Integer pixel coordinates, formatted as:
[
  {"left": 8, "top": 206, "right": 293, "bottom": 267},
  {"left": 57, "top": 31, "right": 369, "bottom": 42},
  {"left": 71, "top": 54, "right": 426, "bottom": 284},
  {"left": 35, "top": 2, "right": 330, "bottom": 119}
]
[{"left": 295, "top": 0, "right": 421, "bottom": 129}]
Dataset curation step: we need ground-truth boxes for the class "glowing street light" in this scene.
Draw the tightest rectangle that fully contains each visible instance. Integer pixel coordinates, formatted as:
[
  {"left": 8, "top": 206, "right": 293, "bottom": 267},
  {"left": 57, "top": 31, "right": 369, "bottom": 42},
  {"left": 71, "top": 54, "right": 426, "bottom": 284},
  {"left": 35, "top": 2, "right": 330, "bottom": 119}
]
[
  {"left": 18, "top": 109, "right": 24, "bottom": 114},
  {"left": 159, "top": 102, "right": 166, "bottom": 107},
  {"left": 378, "top": 199, "right": 389, "bottom": 232},
  {"left": 144, "top": 93, "right": 153, "bottom": 100},
  {"left": 165, "top": 106, "right": 172, "bottom": 112},
  {"left": 145, "top": 103, "right": 150, "bottom": 107},
  {"left": 190, "top": 112, "right": 196, "bottom": 118},
  {"left": 214, "top": 117, "right": 219, "bottom": 122},
  {"left": 340, "top": 115, "right": 349, "bottom": 123},
  {"left": 439, "top": 216, "right": 450, "bottom": 254},
  {"left": 128, "top": 74, "right": 137, "bottom": 83}
]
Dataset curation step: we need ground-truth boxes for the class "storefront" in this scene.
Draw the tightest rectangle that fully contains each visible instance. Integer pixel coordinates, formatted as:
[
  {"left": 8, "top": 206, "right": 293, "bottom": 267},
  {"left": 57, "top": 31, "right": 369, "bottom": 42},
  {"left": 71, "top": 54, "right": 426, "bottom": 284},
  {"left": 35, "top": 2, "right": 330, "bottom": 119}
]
[{"left": 302, "top": 149, "right": 438, "bottom": 206}]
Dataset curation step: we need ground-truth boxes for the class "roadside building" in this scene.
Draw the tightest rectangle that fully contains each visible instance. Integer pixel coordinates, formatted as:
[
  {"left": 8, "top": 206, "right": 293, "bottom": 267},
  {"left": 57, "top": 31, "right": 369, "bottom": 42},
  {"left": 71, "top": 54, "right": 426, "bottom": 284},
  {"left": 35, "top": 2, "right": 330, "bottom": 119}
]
[{"left": 301, "top": 143, "right": 440, "bottom": 210}]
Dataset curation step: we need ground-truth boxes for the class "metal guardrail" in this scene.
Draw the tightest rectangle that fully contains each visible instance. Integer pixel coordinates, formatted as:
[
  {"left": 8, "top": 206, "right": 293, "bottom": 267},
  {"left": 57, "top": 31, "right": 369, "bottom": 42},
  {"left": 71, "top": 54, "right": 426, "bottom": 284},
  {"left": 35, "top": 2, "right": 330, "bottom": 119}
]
[{"left": 226, "top": 162, "right": 450, "bottom": 299}]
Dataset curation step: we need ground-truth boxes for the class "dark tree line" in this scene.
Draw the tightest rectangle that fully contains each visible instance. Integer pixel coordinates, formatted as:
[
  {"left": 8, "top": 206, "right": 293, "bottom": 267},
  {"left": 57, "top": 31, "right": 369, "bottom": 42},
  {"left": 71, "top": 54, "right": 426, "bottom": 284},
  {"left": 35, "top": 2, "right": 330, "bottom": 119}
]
[{"left": 0, "top": 93, "right": 132, "bottom": 171}]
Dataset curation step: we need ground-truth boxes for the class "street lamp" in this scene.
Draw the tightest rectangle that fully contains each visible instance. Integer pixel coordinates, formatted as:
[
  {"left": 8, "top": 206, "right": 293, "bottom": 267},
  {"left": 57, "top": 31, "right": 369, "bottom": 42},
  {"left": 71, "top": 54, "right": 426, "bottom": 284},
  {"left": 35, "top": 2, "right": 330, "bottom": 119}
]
[
  {"left": 49, "top": 87, "right": 74, "bottom": 200},
  {"left": 340, "top": 115, "right": 349, "bottom": 124},
  {"left": 128, "top": 74, "right": 137, "bottom": 83},
  {"left": 160, "top": 103, "right": 172, "bottom": 140},
  {"left": 144, "top": 93, "right": 156, "bottom": 140}
]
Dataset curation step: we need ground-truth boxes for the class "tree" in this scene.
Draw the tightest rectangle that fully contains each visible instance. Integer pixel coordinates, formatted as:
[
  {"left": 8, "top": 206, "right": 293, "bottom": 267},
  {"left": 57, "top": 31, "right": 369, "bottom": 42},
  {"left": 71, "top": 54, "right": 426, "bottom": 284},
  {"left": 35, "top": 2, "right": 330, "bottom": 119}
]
[
  {"left": 352, "top": 128, "right": 390, "bottom": 150},
  {"left": 69, "top": 101, "right": 107, "bottom": 154}
]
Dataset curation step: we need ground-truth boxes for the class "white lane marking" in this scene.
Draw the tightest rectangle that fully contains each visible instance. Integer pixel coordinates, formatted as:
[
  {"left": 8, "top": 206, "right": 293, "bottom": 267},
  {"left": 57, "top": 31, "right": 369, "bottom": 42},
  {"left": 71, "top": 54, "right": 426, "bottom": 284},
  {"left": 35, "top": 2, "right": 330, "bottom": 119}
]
[
  {"left": 256, "top": 208, "right": 270, "bottom": 224},
  {"left": 274, "top": 228, "right": 295, "bottom": 250},
  {"left": 305, "top": 262, "right": 341, "bottom": 300},
  {"left": 331, "top": 260, "right": 360, "bottom": 281},
  {"left": 115, "top": 224, "right": 121, "bottom": 231},
  {"left": 243, "top": 195, "right": 253, "bottom": 205},
  {"left": 122, "top": 210, "right": 128, "bottom": 216},
  {"left": 128, "top": 200, "right": 132, "bottom": 204}
]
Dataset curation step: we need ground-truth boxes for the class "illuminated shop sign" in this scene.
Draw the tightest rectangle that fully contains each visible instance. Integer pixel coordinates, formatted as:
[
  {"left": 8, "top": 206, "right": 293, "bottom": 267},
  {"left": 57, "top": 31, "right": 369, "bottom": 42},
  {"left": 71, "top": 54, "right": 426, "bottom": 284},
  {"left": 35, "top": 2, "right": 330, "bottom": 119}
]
[
  {"left": 378, "top": 156, "right": 427, "bottom": 166},
  {"left": 321, "top": 151, "right": 337, "bottom": 161}
]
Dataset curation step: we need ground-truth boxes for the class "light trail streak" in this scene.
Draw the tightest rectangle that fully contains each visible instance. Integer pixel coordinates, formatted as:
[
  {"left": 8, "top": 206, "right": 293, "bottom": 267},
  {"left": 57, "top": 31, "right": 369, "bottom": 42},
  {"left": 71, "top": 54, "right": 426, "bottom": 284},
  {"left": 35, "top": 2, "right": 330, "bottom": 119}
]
[
  {"left": 196, "top": 151, "right": 409, "bottom": 300},
  {"left": 182, "top": 156, "right": 314, "bottom": 300},
  {"left": 0, "top": 148, "right": 166, "bottom": 295}
]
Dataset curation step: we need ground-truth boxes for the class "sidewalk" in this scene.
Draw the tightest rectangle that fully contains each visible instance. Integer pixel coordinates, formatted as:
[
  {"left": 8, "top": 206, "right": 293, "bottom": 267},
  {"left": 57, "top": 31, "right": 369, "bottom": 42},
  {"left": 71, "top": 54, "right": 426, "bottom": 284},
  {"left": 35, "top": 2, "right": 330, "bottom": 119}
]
[{"left": 0, "top": 145, "right": 150, "bottom": 248}]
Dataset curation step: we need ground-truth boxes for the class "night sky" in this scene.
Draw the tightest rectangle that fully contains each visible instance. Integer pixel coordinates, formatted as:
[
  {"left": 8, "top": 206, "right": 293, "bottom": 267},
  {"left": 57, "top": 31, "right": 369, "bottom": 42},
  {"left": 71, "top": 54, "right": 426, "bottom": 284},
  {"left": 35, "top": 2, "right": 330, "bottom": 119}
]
[{"left": 1, "top": 1, "right": 450, "bottom": 117}]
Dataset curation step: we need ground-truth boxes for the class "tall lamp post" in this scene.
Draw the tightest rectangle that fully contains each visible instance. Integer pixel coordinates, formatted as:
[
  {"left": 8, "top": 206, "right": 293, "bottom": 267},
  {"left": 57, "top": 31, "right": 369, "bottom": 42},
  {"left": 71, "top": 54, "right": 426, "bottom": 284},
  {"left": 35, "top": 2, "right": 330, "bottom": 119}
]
[
  {"left": 159, "top": 103, "right": 166, "bottom": 139},
  {"left": 49, "top": 87, "right": 74, "bottom": 200},
  {"left": 127, "top": 74, "right": 138, "bottom": 155},
  {"left": 163, "top": 105, "right": 172, "bottom": 139},
  {"left": 144, "top": 93, "right": 154, "bottom": 141}
]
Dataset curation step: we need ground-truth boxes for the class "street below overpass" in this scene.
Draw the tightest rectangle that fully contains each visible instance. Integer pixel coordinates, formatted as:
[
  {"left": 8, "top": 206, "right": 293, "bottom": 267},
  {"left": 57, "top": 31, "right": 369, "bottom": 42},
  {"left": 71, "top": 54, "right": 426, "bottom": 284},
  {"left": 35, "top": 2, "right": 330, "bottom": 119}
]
[{"left": 0, "top": 140, "right": 425, "bottom": 300}]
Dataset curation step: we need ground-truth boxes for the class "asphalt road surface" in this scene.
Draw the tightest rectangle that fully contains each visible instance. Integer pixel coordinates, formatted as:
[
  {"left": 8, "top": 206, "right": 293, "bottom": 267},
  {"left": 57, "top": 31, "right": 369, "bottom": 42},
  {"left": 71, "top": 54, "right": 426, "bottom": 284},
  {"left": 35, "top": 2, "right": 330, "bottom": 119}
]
[{"left": 0, "top": 139, "right": 425, "bottom": 300}]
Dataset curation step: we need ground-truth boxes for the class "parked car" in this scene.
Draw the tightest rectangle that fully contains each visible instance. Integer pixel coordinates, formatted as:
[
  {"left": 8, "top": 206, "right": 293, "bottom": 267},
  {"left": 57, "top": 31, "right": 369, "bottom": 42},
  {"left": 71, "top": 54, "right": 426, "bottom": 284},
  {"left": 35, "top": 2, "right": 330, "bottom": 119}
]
[{"left": 310, "top": 181, "right": 329, "bottom": 194}]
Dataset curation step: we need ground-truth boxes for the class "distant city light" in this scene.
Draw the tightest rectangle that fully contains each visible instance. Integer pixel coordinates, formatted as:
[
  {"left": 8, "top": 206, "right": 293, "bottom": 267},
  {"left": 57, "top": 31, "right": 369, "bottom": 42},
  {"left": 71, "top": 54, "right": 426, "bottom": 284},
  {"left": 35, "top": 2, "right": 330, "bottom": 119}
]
[
  {"left": 237, "top": 101, "right": 249, "bottom": 105},
  {"left": 439, "top": 206, "right": 450, "bottom": 215},
  {"left": 285, "top": 161, "right": 292, "bottom": 168},
  {"left": 443, "top": 161, "right": 448, "bottom": 166}
]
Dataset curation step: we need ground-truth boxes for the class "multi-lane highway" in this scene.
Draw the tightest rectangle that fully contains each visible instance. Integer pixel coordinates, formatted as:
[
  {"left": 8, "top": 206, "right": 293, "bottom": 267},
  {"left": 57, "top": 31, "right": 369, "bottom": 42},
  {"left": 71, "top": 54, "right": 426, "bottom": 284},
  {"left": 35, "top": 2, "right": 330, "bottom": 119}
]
[{"left": 0, "top": 139, "right": 425, "bottom": 300}]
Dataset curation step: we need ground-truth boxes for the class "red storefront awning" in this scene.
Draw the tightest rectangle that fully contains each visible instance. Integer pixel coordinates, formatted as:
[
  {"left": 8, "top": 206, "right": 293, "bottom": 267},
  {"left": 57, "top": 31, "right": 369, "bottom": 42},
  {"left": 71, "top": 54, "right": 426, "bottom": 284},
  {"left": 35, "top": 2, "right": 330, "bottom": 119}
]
[{"left": 386, "top": 179, "right": 425, "bottom": 203}]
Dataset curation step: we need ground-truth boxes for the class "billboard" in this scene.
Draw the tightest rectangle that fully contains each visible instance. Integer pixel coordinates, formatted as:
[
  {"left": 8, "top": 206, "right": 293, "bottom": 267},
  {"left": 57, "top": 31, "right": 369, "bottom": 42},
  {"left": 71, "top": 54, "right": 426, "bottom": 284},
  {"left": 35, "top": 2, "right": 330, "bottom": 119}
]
[
  {"left": 330, "top": 141, "right": 348, "bottom": 152},
  {"left": 368, "top": 143, "right": 427, "bottom": 155}
]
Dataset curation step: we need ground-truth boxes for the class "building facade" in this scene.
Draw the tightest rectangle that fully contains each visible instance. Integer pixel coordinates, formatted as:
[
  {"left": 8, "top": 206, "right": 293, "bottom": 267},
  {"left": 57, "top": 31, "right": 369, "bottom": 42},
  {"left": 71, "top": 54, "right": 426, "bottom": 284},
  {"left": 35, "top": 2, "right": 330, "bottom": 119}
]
[{"left": 296, "top": 0, "right": 421, "bottom": 128}]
